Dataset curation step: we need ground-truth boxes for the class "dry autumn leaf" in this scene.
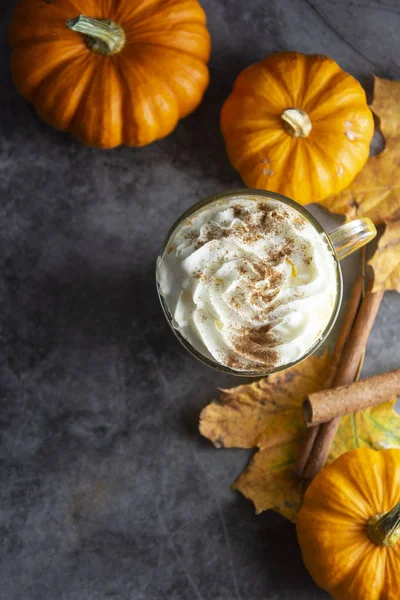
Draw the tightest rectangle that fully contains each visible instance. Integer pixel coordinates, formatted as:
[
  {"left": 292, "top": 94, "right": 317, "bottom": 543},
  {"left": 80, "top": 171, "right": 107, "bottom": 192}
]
[
  {"left": 322, "top": 76, "right": 400, "bottom": 225},
  {"left": 368, "top": 220, "right": 400, "bottom": 293},
  {"left": 329, "top": 400, "right": 400, "bottom": 458},
  {"left": 200, "top": 353, "right": 400, "bottom": 522}
]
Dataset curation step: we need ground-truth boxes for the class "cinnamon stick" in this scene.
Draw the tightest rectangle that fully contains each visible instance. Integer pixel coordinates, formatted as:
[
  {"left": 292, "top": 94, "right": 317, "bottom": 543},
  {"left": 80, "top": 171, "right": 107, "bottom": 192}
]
[
  {"left": 294, "top": 275, "right": 364, "bottom": 476},
  {"left": 303, "top": 289, "right": 384, "bottom": 479},
  {"left": 304, "top": 368, "right": 400, "bottom": 426}
]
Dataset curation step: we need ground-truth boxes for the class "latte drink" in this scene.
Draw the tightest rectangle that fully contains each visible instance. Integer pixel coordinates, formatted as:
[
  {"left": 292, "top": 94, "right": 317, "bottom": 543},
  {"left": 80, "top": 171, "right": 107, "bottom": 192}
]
[{"left": 157, "top": 196, "right": 337, "bottom": 372}]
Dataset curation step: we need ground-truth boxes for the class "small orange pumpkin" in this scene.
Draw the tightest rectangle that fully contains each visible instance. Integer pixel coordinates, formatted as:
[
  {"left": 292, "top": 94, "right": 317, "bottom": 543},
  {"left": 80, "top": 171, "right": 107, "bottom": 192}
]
[
  {"left": 9, "top": 0, "right": 211, "bottom": 148},
  {"left": 297, "top": 448, "right": 400, "bottom": 600},
  {"left": 221, "top": 52, "right": 374, "bottom": 205}
]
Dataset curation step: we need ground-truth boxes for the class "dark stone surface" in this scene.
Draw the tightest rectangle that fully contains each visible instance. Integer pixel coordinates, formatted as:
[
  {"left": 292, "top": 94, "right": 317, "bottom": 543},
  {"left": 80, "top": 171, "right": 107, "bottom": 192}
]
[{"left": 1, "top": 1, "right": 399, "bottom": 598}]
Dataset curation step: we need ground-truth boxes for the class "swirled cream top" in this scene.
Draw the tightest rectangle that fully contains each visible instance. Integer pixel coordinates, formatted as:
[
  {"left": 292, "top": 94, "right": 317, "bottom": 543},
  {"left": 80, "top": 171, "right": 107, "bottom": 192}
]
[{"left": 157, "top": 197, "right": 337, "bottom": 372}]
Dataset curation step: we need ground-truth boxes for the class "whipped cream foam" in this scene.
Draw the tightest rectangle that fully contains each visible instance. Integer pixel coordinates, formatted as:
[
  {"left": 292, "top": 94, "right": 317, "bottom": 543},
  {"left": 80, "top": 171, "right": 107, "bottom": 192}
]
[{"left": 157, "top": 196, "right": 337, "bottom": 372}]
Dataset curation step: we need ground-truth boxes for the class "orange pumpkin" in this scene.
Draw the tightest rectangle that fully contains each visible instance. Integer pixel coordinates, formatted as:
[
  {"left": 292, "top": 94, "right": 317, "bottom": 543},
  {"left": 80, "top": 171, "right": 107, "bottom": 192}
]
[
  {"left": 221, "top": 52, "right": 374, "bottom": 205},
  {"left": 297, "top": 448, "right": 400, "bottom": 600},
  {"left": 9, "top": 0, "right": 211, "bottom": 148}
]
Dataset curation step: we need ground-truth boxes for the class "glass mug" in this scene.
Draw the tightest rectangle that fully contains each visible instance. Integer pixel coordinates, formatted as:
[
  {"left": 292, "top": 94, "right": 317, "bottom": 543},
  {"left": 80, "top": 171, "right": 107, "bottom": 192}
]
[{"left": 156, "top": 189, "right": 376, "bottom": 376}]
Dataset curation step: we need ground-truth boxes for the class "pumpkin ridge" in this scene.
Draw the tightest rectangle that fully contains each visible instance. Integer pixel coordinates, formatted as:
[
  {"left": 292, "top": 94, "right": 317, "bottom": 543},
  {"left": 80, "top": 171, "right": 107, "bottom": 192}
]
[
  {"left": 284, "top": 53, "right": 307, "bottom": 110},
  {"left": 12, "top": 44, "right": 90, "bottom": 103},
  {"left": 298, "top": 143, "right": 321, "bottom": 200},
  {"left": 122, "top": 16, "right": 208, "bottom": 35},
  {"left": 386, "top": 544, "right": 400, "bottom": 596},
  {"left": 236, "top": 135, "right": 291, "bottom": 184},
  {"left": 259, "top": 62, "right": 297, "bottom": 107},
  {"left": 8, "top": 0, "right": 78, "bottom": 42},
  {"left": 302, "top": 141, "right": 334, "bottom": 199},
  {"left": 277, "top": 143, "right": 299, "bottom": 191},
  {"left": 109, "top": 2, "right": 162, "bottom": 25},
  {"left": 303, "top": 70, "right": 360, "bottom": 115},
  {"left": 250, "top": 142, "right": 293, "bottom": 190},
  {"left": 119, "top": 60, "right": 162, "bottom": 146},
  {"left": 332, "top": 543, "right": 386, "bottom": 600},
  {"left": 124, "top": 39, "right": 210, "bottom": 62},
  {"left": 384, "top": 450, "right": 400, "bottom": 510},
  {"left": 121, "top": 55, "right": 180, "bottom": 145},
  {"left": 122, "top": 43, "right": 209, "bottom": 76},
  {"left": 33, "top": 53, "right": 96, "bottom": 131},
  {"left": 126, "top": 18, "right": 209, "bottom": 33},
  {"left": 341, "top": 449, "right": 386, "bottom": 511},
  {"left": 69, "top": 59, "right": 121, "bottom": 147},
  {"left": 98, "top": 59, "right": 125, "bottom": 146},
  {"left": 296, "top": 52, "right": 315, "bottom": 108},
  {"left": 301, "top": 498, "right": 367, "bottom": 524},
  {"left": 220, "top": 101, "right": 284, "bottom": 135},
  {"left": 306, "top": 136, "right": 342, "bottom": 166},
  {"left": 224, "top": 120, "right": 285, "bottom": 138},
  {"left": 225, "top": 93, "right": 289, "bottom": 115},
  {"left": 286, "top": 52, "right": 309, "bottom": 107},
  {"left": 283, "top": 143, "right": 313, "bottom": 200},
  {"left": 125, "top": 21, "right": 211, "bottom": 51},
  {"left": 222, "top": 125, "right": 284, "bottom": 153},
  {"left": 123, "top": 51, "right": 181, "bottom": 126},
  {"left": 309, "top": 134, "right": 364, "bottom": 184},
  {"left": 107, "top": 57, "right": 141, "bottom": 145},
  {"left": 233, "top": 63, "right": 292, "bottom": 107},
  {"left": 240, "top": 128, "right": 290, "bottom": 155},
  {"left": 309, "top": 104, "right": 373, "bottom": 129},
  {"left": 121, "top": 48, "right": 205, "bottom": 121},
  {"left": 62, "top": 0, "right": 95, "bottom": 16},
  {"left": 112, "top": 57, "right": 139, "bottom": 144},
  {"left": 307, "top": 451, "right": 378, "bottom": 516},
  {"left": 309, "top": 97, "right": 372, "bottom": 123},
  {"left": 259, "top": 52, "right": 304, "bottom": 106},
  {"left": 8, "top": 36, "right": 85, "bottom": 50},
  {"left": 117, "top": 0, "right": 207, "bottom": 28}
]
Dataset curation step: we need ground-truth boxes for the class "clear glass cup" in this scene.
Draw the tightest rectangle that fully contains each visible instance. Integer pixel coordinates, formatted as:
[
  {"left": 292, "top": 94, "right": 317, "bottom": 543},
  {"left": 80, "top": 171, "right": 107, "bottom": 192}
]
[{"left": 156, "top": 189, "right": 376, "bottom": 376}]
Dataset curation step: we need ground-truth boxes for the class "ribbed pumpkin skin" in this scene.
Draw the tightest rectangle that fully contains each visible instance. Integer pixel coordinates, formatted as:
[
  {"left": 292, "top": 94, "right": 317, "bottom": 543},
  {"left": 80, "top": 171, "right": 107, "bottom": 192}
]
[
  {"left": 297, "top": 448, "right": 400, "bottom": 600},
  {"left": 9, "top": 0, "right": 211, "bottom": 148},
  {"left": 220, "top": 52, "right": 374, "bottom": 205}
]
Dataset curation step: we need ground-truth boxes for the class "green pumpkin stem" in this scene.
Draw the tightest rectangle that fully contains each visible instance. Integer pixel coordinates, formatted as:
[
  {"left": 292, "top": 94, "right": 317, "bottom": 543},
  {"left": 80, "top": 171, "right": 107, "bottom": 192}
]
[
  {"left": 367, "top": 501, "right": 400, "bottom": 547},
  {"left": 66, "top": 15, "right": 125, "bottom": 56}
]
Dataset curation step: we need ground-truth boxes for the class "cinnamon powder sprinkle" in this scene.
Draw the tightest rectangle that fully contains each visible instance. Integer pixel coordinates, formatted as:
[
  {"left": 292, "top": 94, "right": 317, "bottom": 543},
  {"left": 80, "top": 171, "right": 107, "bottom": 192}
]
[
  {"left": 192, "top": 201, "right": 303, "bottom": 252},
  {"left": 201, "top": 202, "right": 302, "bottom": 368}
]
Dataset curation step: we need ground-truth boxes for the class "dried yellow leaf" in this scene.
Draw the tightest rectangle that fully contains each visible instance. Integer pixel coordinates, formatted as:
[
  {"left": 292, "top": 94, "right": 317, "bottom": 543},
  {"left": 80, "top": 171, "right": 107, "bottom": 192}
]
[
  {"left": 200, "top": 353, "right": 400, "bottom": 522},
  {"left": 368, "top": 220, "right": 400, "bottom": 292}
]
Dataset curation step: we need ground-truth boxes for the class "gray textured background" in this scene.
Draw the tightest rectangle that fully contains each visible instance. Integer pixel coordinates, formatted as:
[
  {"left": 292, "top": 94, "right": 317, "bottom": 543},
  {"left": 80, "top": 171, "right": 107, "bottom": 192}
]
[{"left": 1, "top": 1, "right": 400, "bottom": 599}]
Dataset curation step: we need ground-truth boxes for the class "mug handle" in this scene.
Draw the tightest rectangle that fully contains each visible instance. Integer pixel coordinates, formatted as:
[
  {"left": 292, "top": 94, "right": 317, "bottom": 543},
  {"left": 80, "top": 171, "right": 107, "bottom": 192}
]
[{"left": 329, "top": 218, "right": 377, "bottom": 261}]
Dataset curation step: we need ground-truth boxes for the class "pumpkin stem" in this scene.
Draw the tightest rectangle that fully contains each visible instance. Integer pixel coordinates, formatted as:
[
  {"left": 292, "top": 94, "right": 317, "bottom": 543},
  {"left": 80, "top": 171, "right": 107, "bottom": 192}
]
[
  {"left": 281, "top": 108, "right": 312, "bottom": 138},
  {"left": 367, "top": 502, "right": 400, "bottom": 547},
  {"left": 66, "top": 15, "right": 126, "bottom": 56}
]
